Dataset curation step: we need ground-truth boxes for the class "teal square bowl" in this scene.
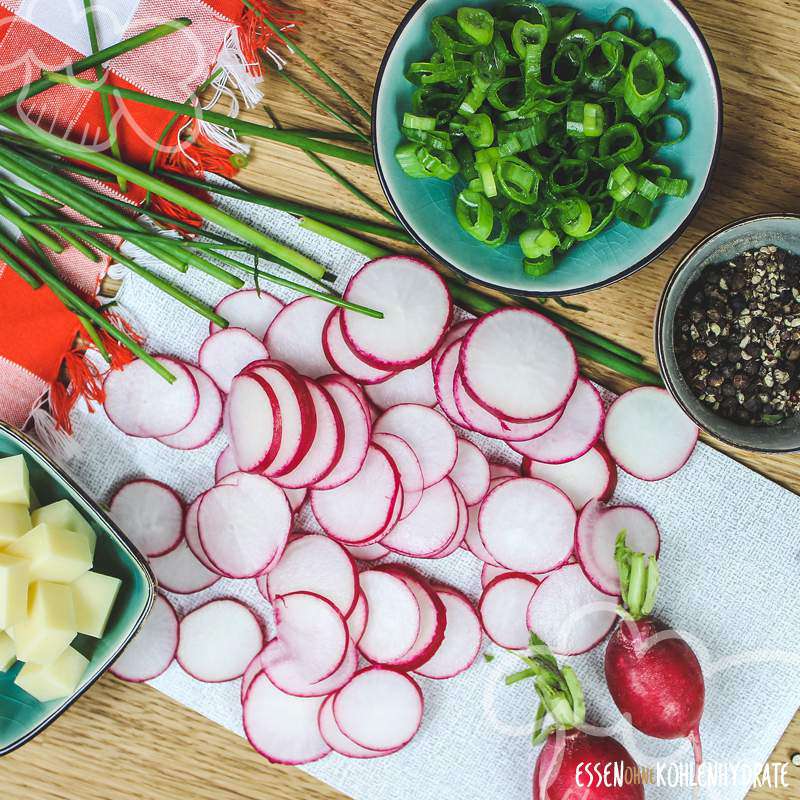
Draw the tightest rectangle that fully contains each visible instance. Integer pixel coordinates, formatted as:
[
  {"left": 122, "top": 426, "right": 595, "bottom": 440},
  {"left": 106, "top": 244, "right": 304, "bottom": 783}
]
[
  {"left": 373, "top": 0, "right": 723, "bottom": 295},
  {"left": 0, "top": 422, "right": 154, "bottom": 755}
]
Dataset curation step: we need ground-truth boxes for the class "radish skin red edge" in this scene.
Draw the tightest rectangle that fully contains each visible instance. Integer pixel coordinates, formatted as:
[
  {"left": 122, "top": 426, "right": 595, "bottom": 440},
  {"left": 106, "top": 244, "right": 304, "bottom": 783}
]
[{"left": 157, "top": 365, "right": 223, "bottom": 451}]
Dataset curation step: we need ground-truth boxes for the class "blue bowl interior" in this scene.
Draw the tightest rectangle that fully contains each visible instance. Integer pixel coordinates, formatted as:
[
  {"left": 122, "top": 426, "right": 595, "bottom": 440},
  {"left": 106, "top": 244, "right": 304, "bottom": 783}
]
[
  {"left": 374, "top": 0, "right": 721, "bottom": 295},
  {"left": 0, "top": 425, "right": 153, "bottom": 755}
]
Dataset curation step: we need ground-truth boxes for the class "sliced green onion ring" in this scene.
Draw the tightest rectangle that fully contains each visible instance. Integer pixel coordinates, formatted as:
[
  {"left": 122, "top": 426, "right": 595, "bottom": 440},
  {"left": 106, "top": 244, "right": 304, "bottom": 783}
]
[{"left": 456, "top": 189, "right": 494, "bottom": 240}]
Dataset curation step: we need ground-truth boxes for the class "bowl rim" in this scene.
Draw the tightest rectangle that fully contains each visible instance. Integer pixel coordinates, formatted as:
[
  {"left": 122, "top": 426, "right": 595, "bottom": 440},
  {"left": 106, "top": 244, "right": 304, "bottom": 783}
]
[
  {"left": 654, "top": 212, "right": 800, "bottom": 454},
  {"left": 371, "top": 0, "right": 725, "bottom": 298},
  {"left": 0, "top": 421, "right": 156, "bottom": 756}
]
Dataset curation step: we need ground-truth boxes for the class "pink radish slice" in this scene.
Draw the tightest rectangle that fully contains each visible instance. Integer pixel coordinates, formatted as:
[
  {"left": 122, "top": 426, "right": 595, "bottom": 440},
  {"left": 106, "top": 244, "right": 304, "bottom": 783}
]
[
  {"left": 372, "top": 432, "right": 424, "bottom": 519},
  {"left": 241, "top": 653, "right": 263, "bottom": 701},
  {"left": 324, "top": 374, "right": 373, "bottom": 428},
  {"left": 157, "top": 365, "right": 222, "bottom": 450},
  {"left": 284, "top": 486, "right": 307, "bottom": 512},
  {"left": 215, "top": 446, "right": 238, "bottom": 482},
  {"left": 198, "top": 328, "right": 270, "bottom": 394},
  {"left": 243, "top": 673, "right": 330, "bottom": 765},
  {"left": 479, "top": 573, "right": 540, "bottom": 649},
  {"left": 110, "top": 480, "right": 183, "bottom": 558},
  {"left": 523, "top": 444, "right": 617, "bottom": 510},
  {"left": 490, "top": 462, "right": 519, "bottom": 480},
  {"left": 198, "top": 473, "right": 291, "bottom": 578},
  {"left": 318, "top": 695, "right": 397, "bottom": 759},
  {"left": 463, "top": 505, "right": 501, "bottom": 566},
  {"left": 313, "top": 376, "right": 371, "bottom": 490},
  {"left": 342, "top": 256, "right": 452, "bottom": 370},
  {"left": 227, "top": 374, "right": 280, "bottom": 473},
  {"left": 344, "top": 542, "right": 389, "bottom": 563},
  {"left": 375, "top": 566, "right": 446, "bottom": 670},
  {"left": 104, "top": 356, "right": 198, "bottom": 438},
  {"left": 177, "top": 598, "right": 264, "bottom": 682},
  {"left": 273, "top": 380, "right": 344, "bottom": 489},
  {"left": 310, "top": 444, "right": 400, "bottom": 544},
  {"left": 575, "top": 499, "right": 660, "bottom": 596},
  {"left": 264, "top": 534, "right": 358, "bottom": 617},
  {"left": 526, "top": 563, "right": 618, "bottom": 655},
  {"left": 365, "top": 361, "right": 436, "bottom": 409},
  {"left": 110, "top": 594, "right": 178, "bottom": 682},
  {"left": 430, "top": 483, "right": 468, "bottom": 559},
  {"left": 264, "top": 297, "right": 333, "bottom": 379},
  {"left": 333, "top": 667, "right": 424, "bottom": 751},
  {"left": 261, "top": 636, "right": 357, "bottom": 697},
  {"left": 481, "top": 563, "right": 512, "bottom": 588},
  {"left": 604, "top": 386, "right": 699, "bottom": 481},
  {"left": 433, "top": 339, "right": 469, "bottom": 427},
  {"left": 416, "top": 587, "right": 482, "bottom": 679},
  {"left": 183, "top": 494, "right": 220, "bottom": 573},
  {"left": 432, "top": 320, "right": 473, "bottom": 369},
  {"left": 381, "top": 478, "right": 460, "bottom": 558},
  {"left": 149, "top": 540, "right": 220, "bottom": 595},
  {"left": 210, "top": 289, "right": 283, "bottom": 339},
  {"left": 358, "top": 570, "right": 421, "bottom": 664},
  {"left": 245, "top": 362, "right": 317, "bottom": 477},
  {"left": 273, "top": 591, "right": 349, "bottom": 683},
  {"left": 479, "top": 478, "right": 576, "bottom": 573},
  {"left": 509, "top": 378, "right": 604, "bottom": 464},
  {"left": 374, "top": 404, "right": 457, "bottom": 488},
  {"left": 460, "top": 308, "right": 577, "bottom": 422},
  {"left": 322, "top": 310, "right": 394, "bottom": 385},
  {"left": 449, "top": 438, "right": 490, "bottom": 506},
  {"left": 346, "top": 591, "right": 369, "bottom": 643}
]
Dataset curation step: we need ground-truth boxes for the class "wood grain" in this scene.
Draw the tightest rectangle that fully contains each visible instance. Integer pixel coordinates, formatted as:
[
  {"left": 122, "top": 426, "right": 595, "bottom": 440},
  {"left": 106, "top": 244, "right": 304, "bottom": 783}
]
[{"left": 9, "top": 0, "right": 799, "bottom": 797}]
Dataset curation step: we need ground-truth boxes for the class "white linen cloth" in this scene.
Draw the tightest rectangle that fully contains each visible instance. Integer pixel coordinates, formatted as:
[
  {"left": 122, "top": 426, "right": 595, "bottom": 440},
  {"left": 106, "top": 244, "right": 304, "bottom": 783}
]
[{"left": 64, "top": 190, "right": 800, "bottom": 800}]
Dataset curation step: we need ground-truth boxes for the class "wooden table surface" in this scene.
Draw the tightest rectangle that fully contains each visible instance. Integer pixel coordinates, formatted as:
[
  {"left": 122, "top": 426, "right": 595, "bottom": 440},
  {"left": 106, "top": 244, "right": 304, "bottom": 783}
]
[{"left": 6, "top": 0, "right": 800, "bottom": 797}]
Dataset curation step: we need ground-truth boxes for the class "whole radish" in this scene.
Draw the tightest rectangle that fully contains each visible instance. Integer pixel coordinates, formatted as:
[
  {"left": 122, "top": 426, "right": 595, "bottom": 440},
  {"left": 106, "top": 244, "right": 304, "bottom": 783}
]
[
  {"left": 604, "top": 534, "right": 705, "bottom": 774},
  {"left": 508, "top": 635, "right": 645, "bottom": 800}
]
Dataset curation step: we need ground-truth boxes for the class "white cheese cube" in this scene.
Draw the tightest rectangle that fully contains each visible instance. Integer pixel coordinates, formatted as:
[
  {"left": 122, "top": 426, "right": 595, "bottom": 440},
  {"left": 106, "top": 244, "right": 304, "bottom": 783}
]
[
  {"left": 12, "top": 581, "right": 76, "bottom": 664},
  {"left": 6, "top": 523, "right": 91, "bottom": 583},
  {"left": 71, "top": 571, "right": 121, "bottom": 638},
  {"left": 31, "top": 499, "right": 96, "bottom": 557},
  {"left": 15, "top": 646, "right": 88, "bottom": 702},
  {"left": 0, "top": 503, "right": 31, "bottom": 547},
  {"left": 0, "top": 553, "right": 29, "bottom": 629},
  {"left": 0, "top": 455, "right": 30, "bottom": 505}
]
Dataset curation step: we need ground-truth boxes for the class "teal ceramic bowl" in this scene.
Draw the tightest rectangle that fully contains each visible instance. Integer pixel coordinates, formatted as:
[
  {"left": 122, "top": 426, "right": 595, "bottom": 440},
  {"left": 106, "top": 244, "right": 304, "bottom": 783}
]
[
  {"left": 0, "top": 423, "right": 154, "bottom": 756},
  {"left": 373, "top": 0, "right": 723, "bottom": 296}
]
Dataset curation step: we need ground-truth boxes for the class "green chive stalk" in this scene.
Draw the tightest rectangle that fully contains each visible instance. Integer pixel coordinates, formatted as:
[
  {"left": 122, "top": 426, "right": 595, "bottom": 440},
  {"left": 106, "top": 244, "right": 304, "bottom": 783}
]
[
  {"left": 0, "top": 197, "right": 64, "bottom": 253},
  {"left": 42, "top": 74, "right": 373, "bottom": 166},
  {"left": 300, "top": 217, "right": 389, "bottom": 260}
]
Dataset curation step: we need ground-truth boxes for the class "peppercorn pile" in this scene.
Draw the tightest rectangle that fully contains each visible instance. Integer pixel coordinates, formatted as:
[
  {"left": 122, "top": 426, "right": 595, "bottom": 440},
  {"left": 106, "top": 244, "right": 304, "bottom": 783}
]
[{"left": 674, "top": 245, "right": 800, "bottom": 426}]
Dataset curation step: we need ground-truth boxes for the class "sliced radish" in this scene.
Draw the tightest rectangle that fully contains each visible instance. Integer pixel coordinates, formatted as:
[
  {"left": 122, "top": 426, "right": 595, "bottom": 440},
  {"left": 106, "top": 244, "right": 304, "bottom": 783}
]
[
  {"left": 261, "top": 636, "right": 357, "bottom": 698},
  {"left": 365, "top": 361, "right": 437, "bottom": 409},
  {"left": 509, "top": 378, "right": 603, "bottom": 464},
  {"left": 318, "top": 694, "right": 397, "bottom": 759},
  {"left": 273, "top": 380, "right": 344, "bottom": 489},
  {"left": 430, "top": 483, "right": 468, "bottom": 559},
  {"left": 333, "top": 667, "right": 423, "bottom": 751},
  {"left": 342, "top": 256, "right": 452, "bottom": 369},
  {"left": 110, "top": 594, "right": 178, "bottom": 682},
  {"left": 215, "top": 446, "right": 238, "bottom": 482},
  {"left": 478, "top": 478, "right": 575, "bottom": 573},
  {"left": 264, "top": 297, "right": 333, "bottom": 379},
  {"left": 210, "top": 289, "right": 283, "bottom": 339},
  {"left": 157, "top": 365, "right": 222, "bottom": 450},
  {"left": 322, "top": 309, "right": 394, "bottom": 385},
  {"left": 313, "top": 376, "right": 371, "bottom": 490},
  {"left": 449, "top": 438, "right": 490, "bottom": 506},
  {"left": 177, "top": 599, "right": 264, "bottom": 682},
  {"left": 382, "top": 478, "right": 460, "bottom": 558},
  {"left": 104, "top": 356, "right": 198, "bottom": 438},
  {"left": 374, "top": 404, "right": 457, "bottom": 488},
  {"left": 463, "top": 505, "right": 501, "bottom": 566},
  {"left": 241, "top": 653, "right": 263, "bottom": 701},
  {"left": 110, "top": 480, "right": 183, "bottom": 558},
  {"left": 575, "top": 499, "right": 660, "bottom": 596},
  {"left": 344, "top": 542, "right": 389, "bottom": 563},
  {"left": 416, "top": 587, "right": 481, "bottom": 679},
  {"left": 434, "top": 340, "right": 469, "bottom": 432},
  {"left": 358, "top": 570, "right": 421, "bottom": 664},
  {"left": 245, "top": 362, "right": 317, "bottom": 477},
  {"left": 372, "top": 432, "right": 424, "bottom": 519},
  {"left": 310, "top": 444, "right": 400, "bottom": 544},
  {"left": 227, "top": 373, "right": 280, "bottom": 473},
  {"left": 264, "top": 534, "right": 358, "bottom": 617},
  {"left": 243, "top": 673, "right": 330, "bottom": 765},
  {"left": 183, "top": 493, "right": 220, "bottom": 573},
  {"left": 325, "top": 374, "right": 373, "bottom": 428},
  {"left": 481, "top": 563, "right": 511, "bottom": 588},
  {"left": 273, "top": 591, "right": 349, "bottom": 683},
  {"left": 460, "top": 308, "right": 577, "bottom": 421},
  {"left": 604, "top": 387, "right": 699, "bottom": 481},
  {"left": 149, "top": 540, "right": 220, "bottom": 595},
  {"left": 198, "top": 328, "right": 270, "bottom": 394},
  {"left": 346, "top": 591, "right": 369, "bottom": 643},
  {"left": 479, "top": 573, "right": 540, "bottom": 649},
  {"left": 375, "top": 566, "right": 446, "bottom": 670},
  {"left": 284, "top": 486, "right": 307, "bottom": 512},
  {"left": 490, "top": 462, "right": 519, "bottom": 481},
  {"left": 198, "top": 473, "right": 291, "bottom": 578},
  {"left": 432, "top": 320, "right": 472, "bottom": 369},
  {"left": 526, "top": 563, "right": 618, "bottom": 655},
  {"left": 523, "top": 444, "right": 617, "bottom": 510}
]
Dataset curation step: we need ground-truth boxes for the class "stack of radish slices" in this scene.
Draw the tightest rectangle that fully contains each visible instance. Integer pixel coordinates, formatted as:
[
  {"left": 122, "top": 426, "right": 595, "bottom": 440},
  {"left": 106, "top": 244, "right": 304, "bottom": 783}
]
[{"left": 101, "top": 255, "right": 700, "bottom": 765}]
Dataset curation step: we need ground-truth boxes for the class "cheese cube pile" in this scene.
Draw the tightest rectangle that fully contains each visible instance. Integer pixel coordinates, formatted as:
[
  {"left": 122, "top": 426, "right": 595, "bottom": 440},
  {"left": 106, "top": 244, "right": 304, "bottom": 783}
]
[{"left": 0, "top": 455, "right": 121, "bottom": 702}]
